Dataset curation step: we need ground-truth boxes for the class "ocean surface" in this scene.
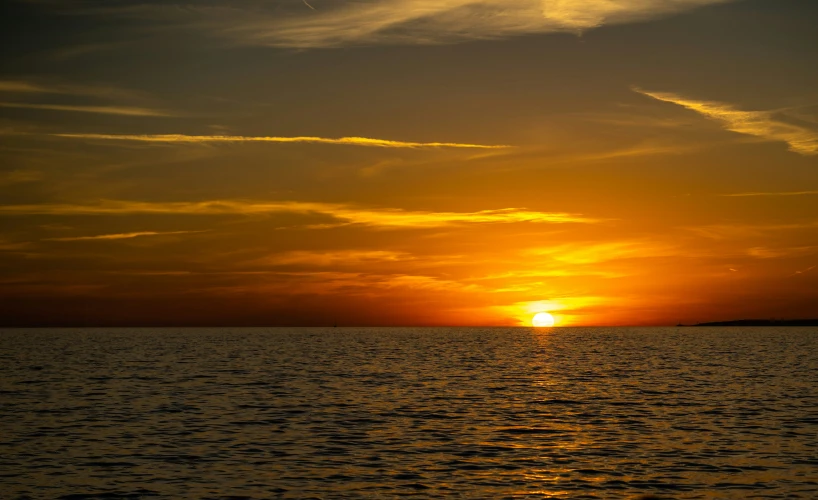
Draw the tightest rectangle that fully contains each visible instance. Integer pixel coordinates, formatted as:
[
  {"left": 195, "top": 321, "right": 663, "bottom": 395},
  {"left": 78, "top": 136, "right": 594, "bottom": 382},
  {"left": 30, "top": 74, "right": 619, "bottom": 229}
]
[{"left": 0, "top": 327, "right": 816, "bottom": 499}]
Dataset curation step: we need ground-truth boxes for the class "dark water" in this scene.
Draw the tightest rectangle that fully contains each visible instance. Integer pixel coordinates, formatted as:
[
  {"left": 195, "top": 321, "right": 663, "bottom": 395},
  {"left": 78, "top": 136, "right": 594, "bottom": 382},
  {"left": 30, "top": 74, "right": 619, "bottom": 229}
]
[{"left": 1, "top": 327, "right": 816, "bottom": 499}]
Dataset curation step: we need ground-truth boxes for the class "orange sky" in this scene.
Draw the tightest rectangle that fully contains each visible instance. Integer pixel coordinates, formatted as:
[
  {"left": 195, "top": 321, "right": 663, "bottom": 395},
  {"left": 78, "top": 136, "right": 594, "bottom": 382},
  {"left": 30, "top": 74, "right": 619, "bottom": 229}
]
[{"left": 1, "top": 0, "right": 817, "bottom": 326}]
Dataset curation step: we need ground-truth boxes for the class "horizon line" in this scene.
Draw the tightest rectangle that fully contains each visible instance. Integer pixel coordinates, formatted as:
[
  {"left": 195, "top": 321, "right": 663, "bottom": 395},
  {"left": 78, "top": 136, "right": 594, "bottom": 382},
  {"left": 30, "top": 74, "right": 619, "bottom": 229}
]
[{"left": 2, "top": 320, "right": 817, "bottom": 329}]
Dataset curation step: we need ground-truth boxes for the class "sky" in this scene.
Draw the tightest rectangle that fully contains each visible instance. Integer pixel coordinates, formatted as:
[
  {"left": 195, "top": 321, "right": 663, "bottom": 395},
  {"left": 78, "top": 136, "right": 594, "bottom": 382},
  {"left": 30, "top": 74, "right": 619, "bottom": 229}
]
[{"left": 1, "top": 0, "right": 817, "bottom": 327}]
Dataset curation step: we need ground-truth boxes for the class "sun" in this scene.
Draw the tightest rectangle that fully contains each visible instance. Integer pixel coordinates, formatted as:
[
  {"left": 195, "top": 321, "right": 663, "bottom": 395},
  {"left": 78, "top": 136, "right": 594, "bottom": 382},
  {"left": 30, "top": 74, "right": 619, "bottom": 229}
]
[{"left": 532, "top": 312, "right": 555, "bottom": 327}]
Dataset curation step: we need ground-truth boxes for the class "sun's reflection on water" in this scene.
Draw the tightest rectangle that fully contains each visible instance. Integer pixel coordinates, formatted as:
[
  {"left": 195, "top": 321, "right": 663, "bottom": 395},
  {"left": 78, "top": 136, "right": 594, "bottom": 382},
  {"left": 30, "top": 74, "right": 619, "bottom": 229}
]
[{"left": 0, "top": 327, "right": 815, "bottom": 498}]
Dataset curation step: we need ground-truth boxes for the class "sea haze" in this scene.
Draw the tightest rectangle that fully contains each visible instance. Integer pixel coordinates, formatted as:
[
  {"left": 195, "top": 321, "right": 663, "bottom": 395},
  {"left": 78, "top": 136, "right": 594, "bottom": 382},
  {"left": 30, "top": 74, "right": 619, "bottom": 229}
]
[{"left": 1, "top": 327, "right": 816, "bottom": 499}]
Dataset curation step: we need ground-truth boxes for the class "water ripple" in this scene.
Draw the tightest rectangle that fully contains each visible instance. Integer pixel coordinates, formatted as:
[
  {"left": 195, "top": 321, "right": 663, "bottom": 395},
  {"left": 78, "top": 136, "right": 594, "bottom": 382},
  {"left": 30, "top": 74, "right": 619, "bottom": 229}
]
[{"left": 0, "top": 326, "right": 816, "bottom": 498}]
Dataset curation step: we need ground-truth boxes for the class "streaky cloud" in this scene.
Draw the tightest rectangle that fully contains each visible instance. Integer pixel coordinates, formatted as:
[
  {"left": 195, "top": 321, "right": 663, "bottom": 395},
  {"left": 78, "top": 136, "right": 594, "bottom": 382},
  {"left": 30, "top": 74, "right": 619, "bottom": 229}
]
[
  {"left": 44, "top": 230, "right": 206, "bottom": 242},
  {"left": 747, "top": 246, "right": 818, "bottom": 259},
  {"left": 0, "top": 81, "right": 58, "bottom": 93},
  {"left": 97, "top": 270, "right": 482, "bottom": 295},
  {"left": 0, "top": 80, "right": 145, "bottom": 100},
  {"left": 0, "top": 238, "right": 32, "bottom": 251},
  {"left": 0, "top": 102, "right": 174, "bottom": 117},
  {"left": 720, "top": 190, "right": 818, "bottom": 197},
  {"left": 0, "top": 199, "right": 599, "bottom": 227},
  {"left": 525, "top": 240, "right": 677, "bottom": 264},
  {"left": 0, "top": 169, "right": 44, "bottom": 186},
  {"left": 633, "top": 87, "right": 818, "bottom": 156},
  {"left": 688, "top": 221, "right": 818, "bottom": 240},
  {"left": 257, "top": 250, "right": 413, "bottom": 266},
  {"left": 221, "top": 0, "right": 738, "bottom": 48},
  {"left": 790, "top": 265, "right": 816, "bottom": 277},
  {"left": 51, "top": 133, "right": 510, "bottom": 149}
]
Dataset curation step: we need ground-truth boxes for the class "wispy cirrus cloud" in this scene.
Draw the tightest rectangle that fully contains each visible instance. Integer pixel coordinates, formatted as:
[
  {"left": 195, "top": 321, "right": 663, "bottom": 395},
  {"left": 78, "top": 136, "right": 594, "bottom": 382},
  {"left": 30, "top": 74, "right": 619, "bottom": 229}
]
[
  {"left": 746, "top": 246, "right": 818, "bottom": 259},
  {"left": 51, "top": 133, "right": 510, "bottom": 149},
  {"left": 35, "top": 0, "right": 737, "bottom": 48},
  {"left": 0, "top": 79, "right": 145, "bottom": 100},
  {"left": 0, "top": 239, "right": 31, "bottom": 251},
  {"left": 256, "top": 250, "right": 413, "bottom": 267},
  {"left": 0, "top": 102, "right": 174, "bottom": 117},
  {"left": 0, "top": 199, "right": 600, "bottom": 228},
  {"left": 217, "top": 0, "right": 738, "bottom": 48},
  {"left": 688, "top": 221, "right": 818, "bottom": 240},
  {"left": 525, "top": 240, "right": 677, "bottom": 264},
  {"left": 0, "top": 169, "right": 43, "bottom": 186},
  {"left": 44, "top": 230, "right": 206, "bottom": 242},
  {"left": 103, "top": 270, "right": 481, "bottom": 296},
  {"left": 789, "top": 265, "right": 816, "bottom": 277},
  {"left": 0, "top": 79, "right": 171, "bottom": 116},
  {"left": 720, "top": 190, "right": 818, "bottom": 197},
  {"left": 634, "top": 87, "right": 818, "bottom": 155},
  {"left": 470, "top": 268, "right": 626, "bottom": 282},
  {"left": 0, "top": 81, "right": 63, "bottom": 93}
]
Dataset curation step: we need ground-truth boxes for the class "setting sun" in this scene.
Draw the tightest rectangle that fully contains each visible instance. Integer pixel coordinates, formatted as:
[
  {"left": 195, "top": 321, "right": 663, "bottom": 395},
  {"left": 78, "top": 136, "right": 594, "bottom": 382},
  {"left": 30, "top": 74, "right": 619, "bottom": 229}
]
[
  {"left": 0, "top": 0, "right": 816, "bottom": 330},
  {"left": 1, "top": 2, "right": 816, "bottom": 498},
  {"left": 532, "top": 312, "right": 556, "bottom": 327}
]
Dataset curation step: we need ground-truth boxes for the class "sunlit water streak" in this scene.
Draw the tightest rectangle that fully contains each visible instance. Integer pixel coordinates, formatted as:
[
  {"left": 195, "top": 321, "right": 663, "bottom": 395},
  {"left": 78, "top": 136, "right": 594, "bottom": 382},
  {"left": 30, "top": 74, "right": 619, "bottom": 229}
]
[{"left": 0, "top": 327, "right": 816, "bottom": 499}]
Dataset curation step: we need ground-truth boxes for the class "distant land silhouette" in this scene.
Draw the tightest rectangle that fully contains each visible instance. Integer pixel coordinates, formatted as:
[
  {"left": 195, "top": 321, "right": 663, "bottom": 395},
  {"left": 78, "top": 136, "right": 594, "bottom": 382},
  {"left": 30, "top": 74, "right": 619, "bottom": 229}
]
[{"left": 687, "top": 319, "right": 818, "bottom": 327}]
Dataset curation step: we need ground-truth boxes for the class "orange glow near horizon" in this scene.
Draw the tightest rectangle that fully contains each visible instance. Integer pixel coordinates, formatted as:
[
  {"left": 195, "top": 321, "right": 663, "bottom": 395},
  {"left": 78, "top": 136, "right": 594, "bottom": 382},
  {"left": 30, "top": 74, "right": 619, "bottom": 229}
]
[{"left": 1, "top": 1, "right": 817, "bottom": 326}]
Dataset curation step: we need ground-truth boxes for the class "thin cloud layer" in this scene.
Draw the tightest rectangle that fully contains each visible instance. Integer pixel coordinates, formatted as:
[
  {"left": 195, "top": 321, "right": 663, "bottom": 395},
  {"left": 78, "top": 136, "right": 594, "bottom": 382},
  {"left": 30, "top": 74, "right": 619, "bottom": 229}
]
[
  {"left": 258, "top": 250, "right": 413, "bottom": 267},
  {"left": 720, "top": 190, "right": 818, "bottom": 197},
  {"left": 0, "top": 81, "right": 60, "bottom": 93},
  {"left": 747, "top": 246, "right": 818, "bottom": 259},
  {"left": 52, "top": 133, "right": 510, "bottom": 149},
  {"left": 0, "top": 170, "right": 43, "bottom": 186},
  {"left": 44, "top": 230, "right": 205, "bottom": 242},
  {"left": 0, "top": 80, "right": 169, "bottom": 117},
  {"left": 0, "top": 102, "right": 174, "bottom": 117},
  {"left": 634, "top": 88, "right": 818, "bottom": 155},
  {"left": 223, "top": 0, "right": 737, "bottom": 48},
  {"left": 0, "top": 199, "right": 599, "bottom": 228},
  {"left": 790, "top": 265, "right": 816, "bottom": 277},
  {"left": 525, "top": 240, "right": 677, "bottom": 264},
  {"left": 0, "top": 80, "right": 144, "bottom": 100},
  {"left": 688, "top": 221, "right": 818, "bottom": 240}
]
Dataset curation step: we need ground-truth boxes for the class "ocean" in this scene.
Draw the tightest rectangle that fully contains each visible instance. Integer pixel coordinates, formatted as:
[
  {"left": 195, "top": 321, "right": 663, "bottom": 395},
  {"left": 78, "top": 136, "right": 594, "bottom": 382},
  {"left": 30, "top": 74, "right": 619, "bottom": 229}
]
[{"left": 1, "top": 327, "right": 815, "bottom": 499}]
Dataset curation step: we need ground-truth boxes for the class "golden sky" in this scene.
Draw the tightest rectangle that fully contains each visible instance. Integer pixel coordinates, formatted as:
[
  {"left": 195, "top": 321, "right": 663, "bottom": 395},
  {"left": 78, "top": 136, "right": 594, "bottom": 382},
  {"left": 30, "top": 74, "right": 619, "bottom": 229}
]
[{"left": 1, "top": 0, "right": 817, "bottom": 326}]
